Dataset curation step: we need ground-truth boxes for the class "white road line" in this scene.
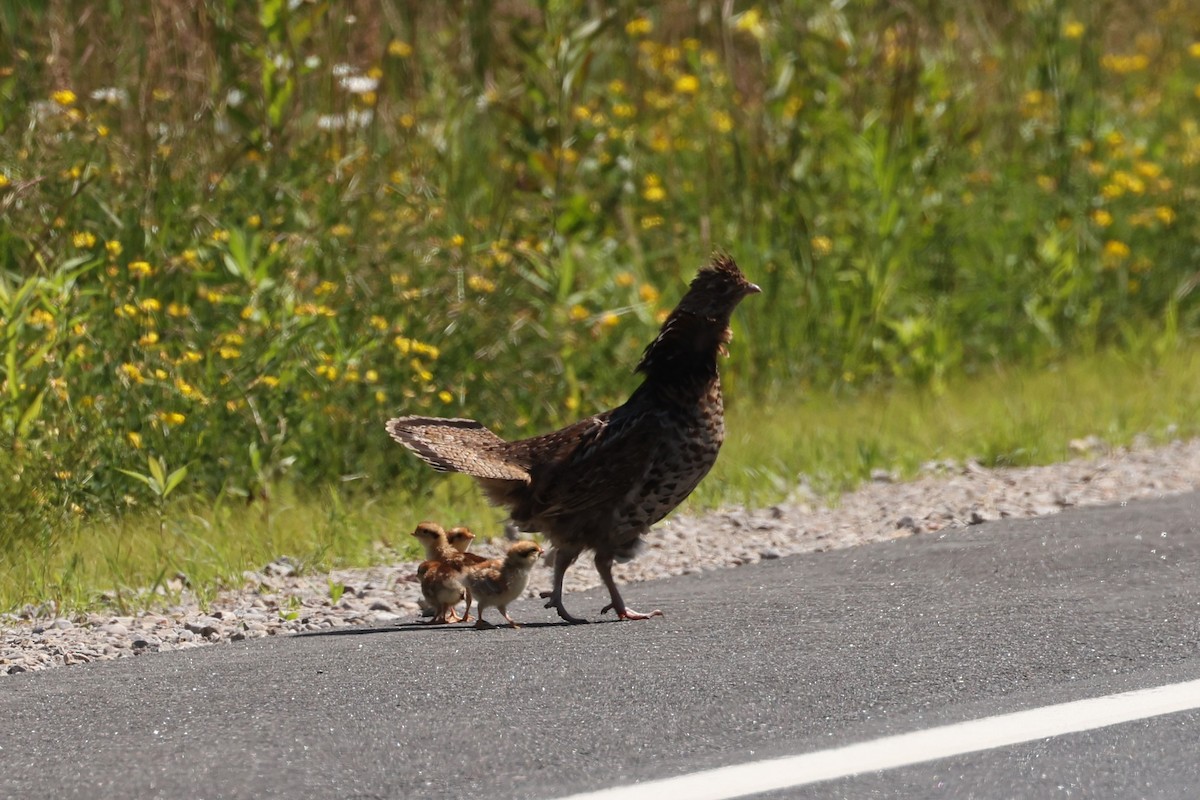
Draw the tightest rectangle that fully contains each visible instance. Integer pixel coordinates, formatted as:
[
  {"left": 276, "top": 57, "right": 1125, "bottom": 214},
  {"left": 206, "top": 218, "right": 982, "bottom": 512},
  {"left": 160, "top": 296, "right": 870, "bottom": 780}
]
[{"left": 550, "top": 679, "right": 1200, "bottom": 800}]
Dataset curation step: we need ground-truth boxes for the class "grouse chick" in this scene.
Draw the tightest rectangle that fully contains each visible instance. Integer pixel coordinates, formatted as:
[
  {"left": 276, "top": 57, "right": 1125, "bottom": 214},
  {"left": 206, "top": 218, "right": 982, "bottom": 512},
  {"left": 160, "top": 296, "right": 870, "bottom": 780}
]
[
  {"left": 387, "top": 255, "right": 759, "bottom": 623},
  {"left": 462, "top": 540, "right": 544, "bottom": 628},
  {"left": 411, "top": 521, "right": 467, "bottom": 624},
  {"left": 447, "top": 526, "right": 491, "bottom": 566}
]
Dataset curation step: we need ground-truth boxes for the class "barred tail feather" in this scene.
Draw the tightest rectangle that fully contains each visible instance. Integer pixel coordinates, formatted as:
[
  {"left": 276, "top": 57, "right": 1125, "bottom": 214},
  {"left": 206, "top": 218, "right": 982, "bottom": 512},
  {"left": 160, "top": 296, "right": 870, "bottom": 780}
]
[{"left": 385, "top": 416, "right": 530, "bottom": 482}]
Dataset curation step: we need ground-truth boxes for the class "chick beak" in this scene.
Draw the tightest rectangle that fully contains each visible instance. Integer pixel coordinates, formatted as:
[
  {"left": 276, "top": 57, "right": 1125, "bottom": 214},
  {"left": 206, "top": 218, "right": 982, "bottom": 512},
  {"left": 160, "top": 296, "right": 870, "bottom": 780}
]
[{"left": 744, "top": 282, "right": 762, "bottom": 296}]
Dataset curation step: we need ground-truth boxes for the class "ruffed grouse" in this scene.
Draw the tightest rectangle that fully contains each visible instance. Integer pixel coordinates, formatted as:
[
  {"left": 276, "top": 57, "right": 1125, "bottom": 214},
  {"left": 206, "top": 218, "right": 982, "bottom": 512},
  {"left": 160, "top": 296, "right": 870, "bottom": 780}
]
[{"left": 386, "top": 255, "right": 759, "bottom": 623}]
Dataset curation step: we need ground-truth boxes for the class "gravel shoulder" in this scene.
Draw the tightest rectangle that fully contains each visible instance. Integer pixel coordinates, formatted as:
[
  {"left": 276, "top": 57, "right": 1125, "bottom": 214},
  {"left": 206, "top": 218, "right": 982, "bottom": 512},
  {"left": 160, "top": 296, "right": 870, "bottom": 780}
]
[{"left": 4, "top": 436, "right": 1199, "bottom": 676}]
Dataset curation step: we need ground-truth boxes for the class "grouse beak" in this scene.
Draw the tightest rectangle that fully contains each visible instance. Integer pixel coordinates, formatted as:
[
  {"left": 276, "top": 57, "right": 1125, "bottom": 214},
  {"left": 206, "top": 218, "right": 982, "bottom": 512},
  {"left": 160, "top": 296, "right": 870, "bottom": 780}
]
[{"left": 744, "top": 282, "right": 762, "bottom": 296}]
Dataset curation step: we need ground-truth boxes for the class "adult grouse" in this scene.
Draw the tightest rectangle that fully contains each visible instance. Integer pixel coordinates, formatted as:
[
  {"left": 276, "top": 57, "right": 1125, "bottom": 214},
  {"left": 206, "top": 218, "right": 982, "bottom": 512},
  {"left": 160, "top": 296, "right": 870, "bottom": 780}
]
[{"left": 386, "top": 255, "right": 759, "bottom": 623}]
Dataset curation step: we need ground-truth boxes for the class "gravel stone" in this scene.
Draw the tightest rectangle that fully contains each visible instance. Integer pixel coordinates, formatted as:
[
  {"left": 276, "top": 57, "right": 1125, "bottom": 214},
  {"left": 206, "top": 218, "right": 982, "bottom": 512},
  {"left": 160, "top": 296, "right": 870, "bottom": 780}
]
[{"left": 2, "top": 436, "right": 1199, "bottom": 676}]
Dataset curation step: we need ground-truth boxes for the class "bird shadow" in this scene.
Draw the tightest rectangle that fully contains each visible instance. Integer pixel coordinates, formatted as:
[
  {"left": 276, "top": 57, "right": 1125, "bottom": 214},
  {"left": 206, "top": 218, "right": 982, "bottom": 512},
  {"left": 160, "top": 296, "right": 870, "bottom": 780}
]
[{"left": 296, "top": 616, "right": 625, "bottom": 638}]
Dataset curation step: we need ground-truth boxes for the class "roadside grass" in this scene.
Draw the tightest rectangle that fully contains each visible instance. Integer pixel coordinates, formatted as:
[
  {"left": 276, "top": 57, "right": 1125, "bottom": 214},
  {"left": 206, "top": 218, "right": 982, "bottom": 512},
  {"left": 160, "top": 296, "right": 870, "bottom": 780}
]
[
  {"left": 4, "top": 3, "right": 1200, "bottom": 615},
  {"left": 4, "top": 345, "right": 1197, "bottom": 615}
]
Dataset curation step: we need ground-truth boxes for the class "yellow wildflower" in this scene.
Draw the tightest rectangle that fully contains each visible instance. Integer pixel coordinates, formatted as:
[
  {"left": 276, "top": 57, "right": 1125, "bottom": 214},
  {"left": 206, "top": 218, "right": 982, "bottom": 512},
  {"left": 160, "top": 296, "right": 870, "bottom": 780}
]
[
  {"left": 315, "top": 280, "right": 338, "bottom": 296},
  {"left": 106, "top": 240, "right": 122, "bottom": 257},
  {"left": 167, "top": 302, "right": 190, "bottom": 318},
  {"left": 175, "top": 377, "right": 203, "bottom": 399},
  {"left": 120, "top": 363, "right": 145, "bottom": 384},
  {"left": 1155, "top": 206, "right": 1176, "bottom": 225},
  {"left": 72, "top": 231, "right": 97, "bottom": 249},
  {"left": 247, "top": 214, "right": 262, "bottom": 228},
  {"left": 600, "top": 311, "right": 620, "bottom": 330},
  {"left": 711, "top": 110, "right": 734, "bottom": 133},
  {"left": 438, "top": 390, "right": 454, "bottom": 404},
  {"left": 27, "top": 309, "right": 55, "bottom": 327},
  {"left": 1091, "top": 209, "right": 1114, "bottom": 227},
  {"left": 639, "top": 284, "right": 660, "bottom": 304},
  {"left": 180, "top": 350, "right": 202, "bottom": 364},
  {"left": 410, "top": 359, "right": 433, "bottom": 382},
  {"left": 735, "top": 7, "right": 766, "bottom": 39},
  {"left": 674, "top": 75, "right": 700, "bottom": 94},
  {"left": 811, "top": 236, "right": 834, "bottom": 256},
  {"left": 0, "top": 174, "right": 8, "bottom": 188},
  {"left": 218, "top": 346, "right": 241, "bottom": 360},
  {"left": 569, "top": 304, "right": 588, "bottom": 322},
  {"left": 138, "top": 332, "right": 159, "bottom": 346},
  {"left": 1103, "top": 240, "right": 1131, "bottom": 260},
  {"left": 615, "top": 271, "right": 635, "bottom": 288},
  {"left": 330, "top": 223, "right": 353, "bottom": 238},
  {"left": 1134, "top": 161, "right": 1162, "bottom": 179},
  {"left": 388, "top": 39, "right": 413, "bottom": 58},
  {"left": 625, "top": 17, "right": 653, "bottom": 36},
  {"left": 413, "top": 341, "right": 439, "bottom": 359},
  {"left": 450, "top": 233, "right": 466, "bottom": 248},
  {"left": 365, "top": 369, "right": 379, "bottom": 383},
  {"left": 467, "top": 274, "right": 496, "bottom": 293},
  {"left": 129, "top": 261, "right": 154, "bottom": 277},
  {"left": 127, "top": 431, "right": 143, "bottom": 449},
  {"left": 52, "top": 89, "right": 77, "bottom": 106},
  {"left": 1100, "top": 53, "right": 1148, "bottom": 74},
  {"left": 138, "top": 298, "right": 162, "bottom": 312},
  {"left": 641, "top": 215, "right": 665, "bottom": 229},
  {"left": 259, "top": 375, "right": 280, "bottom": 389},
  {"left": 1063, "top": 21, "right": 1085, "bottom": 39},
  {"left": 153, "top": 368, "right": 168, "bottom": 380},
  {"left": 158, "top": 411, "right": 186, "bottom": 427}
]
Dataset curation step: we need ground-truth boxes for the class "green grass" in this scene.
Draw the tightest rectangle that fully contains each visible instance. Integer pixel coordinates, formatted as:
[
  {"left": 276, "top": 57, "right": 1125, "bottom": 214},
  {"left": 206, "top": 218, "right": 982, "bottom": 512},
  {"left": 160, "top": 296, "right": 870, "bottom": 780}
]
[
  {"left": 4, "top": 345, "right": 1197, "bottom": 615},
  {"left": 3, "top": 3, "right": 1200, "bottom": 612}
]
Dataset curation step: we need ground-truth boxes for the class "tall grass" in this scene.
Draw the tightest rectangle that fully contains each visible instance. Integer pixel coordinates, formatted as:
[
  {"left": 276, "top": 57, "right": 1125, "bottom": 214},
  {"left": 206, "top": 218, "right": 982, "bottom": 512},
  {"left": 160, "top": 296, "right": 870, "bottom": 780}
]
[
  {"left": 1, "top": 2, "right": 1199, "bottom": 609},
  {"left": 3, "top": 345, "right": 1198, "bottom": 614}
]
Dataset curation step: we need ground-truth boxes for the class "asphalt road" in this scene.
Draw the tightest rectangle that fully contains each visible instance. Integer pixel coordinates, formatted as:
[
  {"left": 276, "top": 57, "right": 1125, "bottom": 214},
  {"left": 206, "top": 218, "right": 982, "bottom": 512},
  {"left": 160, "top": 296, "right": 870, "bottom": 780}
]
[{"left": 2, "top": 492, "right": 1199, "bottom": 799}]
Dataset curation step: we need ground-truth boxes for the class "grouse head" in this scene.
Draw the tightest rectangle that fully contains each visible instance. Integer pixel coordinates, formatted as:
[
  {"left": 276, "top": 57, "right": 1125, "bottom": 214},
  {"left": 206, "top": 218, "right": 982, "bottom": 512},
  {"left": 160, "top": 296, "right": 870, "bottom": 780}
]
[
  {"left": 636, "top": 254, "right": 760, "bottom": 377},
  {"left": 674, "top": 254, "right": 761, "bottom": 320}
]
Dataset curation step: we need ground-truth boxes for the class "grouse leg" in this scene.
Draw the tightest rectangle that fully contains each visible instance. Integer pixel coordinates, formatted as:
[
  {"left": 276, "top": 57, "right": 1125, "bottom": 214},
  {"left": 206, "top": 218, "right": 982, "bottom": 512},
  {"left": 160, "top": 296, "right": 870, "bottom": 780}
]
[
  {"left": 540, "top": 547, "right": 588, "bottom": 624},
  {"left": 596, "top": 553, "right": 663, "bottom": 620}
]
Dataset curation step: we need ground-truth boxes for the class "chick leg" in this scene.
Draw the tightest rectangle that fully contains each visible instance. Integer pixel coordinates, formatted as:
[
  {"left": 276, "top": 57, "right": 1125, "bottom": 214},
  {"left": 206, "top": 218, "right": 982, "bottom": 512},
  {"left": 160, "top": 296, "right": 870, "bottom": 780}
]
[
  {"left": 473, "top": 607, "right": 495, "bottom": 629},
  {"left": 499, "top": 605, "right": 520, "bottom": 629},
  {"left": 539, "top": 547, "right": 587, "bottom": 624},
  {"left": 458, "top": 588, "right": 474, "bottom": 624},
  {"left": 596, "top": 553, "right": 663, "bottom": 620}
]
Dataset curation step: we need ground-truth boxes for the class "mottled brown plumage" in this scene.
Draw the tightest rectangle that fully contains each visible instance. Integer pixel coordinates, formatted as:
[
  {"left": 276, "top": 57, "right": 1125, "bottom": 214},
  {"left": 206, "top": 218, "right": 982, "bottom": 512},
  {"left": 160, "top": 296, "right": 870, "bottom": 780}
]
[
  {"left": 387, "top": 255, "right": 759, "bottom": 623},
  {"left": 461, "top": 540, "right": 545, "bottom": 628}
]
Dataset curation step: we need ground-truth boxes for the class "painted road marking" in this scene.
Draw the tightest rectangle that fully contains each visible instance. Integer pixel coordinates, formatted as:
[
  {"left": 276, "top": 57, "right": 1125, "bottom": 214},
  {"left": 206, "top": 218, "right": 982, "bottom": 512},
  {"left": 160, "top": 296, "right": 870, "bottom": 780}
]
[{"left": 551, "top": 678, "right": 1200, "bottom": 800}]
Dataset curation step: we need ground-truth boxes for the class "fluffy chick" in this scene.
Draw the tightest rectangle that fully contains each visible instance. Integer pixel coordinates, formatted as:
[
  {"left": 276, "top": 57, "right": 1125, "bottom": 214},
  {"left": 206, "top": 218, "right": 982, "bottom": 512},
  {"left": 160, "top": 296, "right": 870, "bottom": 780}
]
[
  {"left": 411, "top": 521, "right": 467, "bottom": 624},
  {"left": 461, "top": 540, "right": 544, "bottom": 629},
  {"left": 447, "top": 526, "right": 491, "bottom": 566}
]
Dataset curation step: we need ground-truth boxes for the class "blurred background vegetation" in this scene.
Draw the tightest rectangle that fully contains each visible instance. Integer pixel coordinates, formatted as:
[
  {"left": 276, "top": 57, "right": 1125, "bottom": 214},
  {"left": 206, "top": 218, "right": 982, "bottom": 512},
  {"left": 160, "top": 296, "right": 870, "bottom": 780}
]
[{"left": 2, "top": 0, "right": 1199, "bottom": 610}]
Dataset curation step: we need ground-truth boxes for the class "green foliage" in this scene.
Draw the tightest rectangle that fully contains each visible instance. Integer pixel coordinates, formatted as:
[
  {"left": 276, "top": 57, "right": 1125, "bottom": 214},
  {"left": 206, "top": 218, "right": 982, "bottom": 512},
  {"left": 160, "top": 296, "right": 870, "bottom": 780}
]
[{"left": 1, "top": 2, "right": 1199, "bottom": 609}]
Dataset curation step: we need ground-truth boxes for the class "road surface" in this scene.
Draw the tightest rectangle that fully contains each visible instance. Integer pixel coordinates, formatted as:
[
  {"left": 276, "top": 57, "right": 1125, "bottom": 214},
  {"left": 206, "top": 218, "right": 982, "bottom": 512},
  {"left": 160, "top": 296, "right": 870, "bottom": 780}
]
[{"left": 2, "top": 492, "right": 1198, "bottom": 799}]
